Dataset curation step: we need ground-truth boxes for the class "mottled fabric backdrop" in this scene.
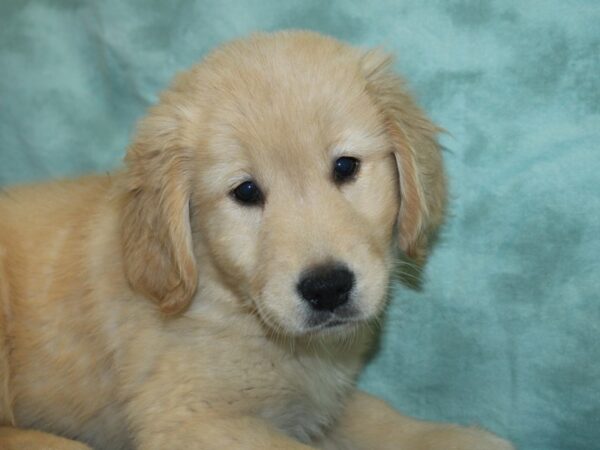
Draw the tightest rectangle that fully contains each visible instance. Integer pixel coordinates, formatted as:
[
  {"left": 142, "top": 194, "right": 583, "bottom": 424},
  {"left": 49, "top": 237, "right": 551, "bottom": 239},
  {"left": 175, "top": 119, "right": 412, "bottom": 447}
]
[{"left": 1, "top": 1, "right": 599, "bottom": 449}]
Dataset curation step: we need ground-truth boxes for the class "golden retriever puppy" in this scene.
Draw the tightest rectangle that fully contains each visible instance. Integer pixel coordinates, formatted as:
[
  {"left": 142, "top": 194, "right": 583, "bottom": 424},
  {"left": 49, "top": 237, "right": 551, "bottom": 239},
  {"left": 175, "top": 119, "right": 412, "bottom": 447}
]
[{"left": 0, "top": 31, "right": 513, "bottom": 450}]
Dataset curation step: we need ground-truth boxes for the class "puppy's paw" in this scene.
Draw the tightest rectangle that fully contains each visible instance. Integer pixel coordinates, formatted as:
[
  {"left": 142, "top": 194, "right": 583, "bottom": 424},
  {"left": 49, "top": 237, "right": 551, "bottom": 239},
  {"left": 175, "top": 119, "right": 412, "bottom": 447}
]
[{"left": 414, "top": 425, "right": 514, "bottom": 450}]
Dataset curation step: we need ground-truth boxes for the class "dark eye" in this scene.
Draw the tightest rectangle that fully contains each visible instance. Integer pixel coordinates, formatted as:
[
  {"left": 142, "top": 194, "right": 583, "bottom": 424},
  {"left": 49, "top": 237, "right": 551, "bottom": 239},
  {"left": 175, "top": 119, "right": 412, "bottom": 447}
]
[
  {"left": 333, "top": 156, "right": 360, "bottom": 183},
  {"left": 231, "top": 180, "right": 263, "bottom": 206}
]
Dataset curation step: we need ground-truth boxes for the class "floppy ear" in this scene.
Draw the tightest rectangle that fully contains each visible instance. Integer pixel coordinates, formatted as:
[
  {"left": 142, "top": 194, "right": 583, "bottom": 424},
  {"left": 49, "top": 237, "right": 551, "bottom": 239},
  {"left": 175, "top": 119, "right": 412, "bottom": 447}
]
[
  {"left": 362, "top": 50, "right": 447, "bottom": 262},
  {"left": 120, "top": 106, "right": 198, "bottom": 315}
]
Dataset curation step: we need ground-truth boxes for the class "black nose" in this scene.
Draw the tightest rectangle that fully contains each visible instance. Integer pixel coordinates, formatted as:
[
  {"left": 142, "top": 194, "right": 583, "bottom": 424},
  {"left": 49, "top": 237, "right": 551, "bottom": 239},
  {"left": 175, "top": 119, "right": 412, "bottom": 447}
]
[{"left": 297, "top": 264, "right": 355, "bottom": 312}]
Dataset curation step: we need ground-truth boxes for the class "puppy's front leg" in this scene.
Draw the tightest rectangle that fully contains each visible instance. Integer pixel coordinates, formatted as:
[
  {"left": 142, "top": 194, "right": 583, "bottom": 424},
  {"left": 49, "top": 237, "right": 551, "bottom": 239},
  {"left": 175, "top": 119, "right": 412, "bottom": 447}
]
[
  {"left": 317, "top": 390, "right": 514, "bottom": 450},
  {"left": 134, "top": 414, "right": 316, "bottom": 450}
]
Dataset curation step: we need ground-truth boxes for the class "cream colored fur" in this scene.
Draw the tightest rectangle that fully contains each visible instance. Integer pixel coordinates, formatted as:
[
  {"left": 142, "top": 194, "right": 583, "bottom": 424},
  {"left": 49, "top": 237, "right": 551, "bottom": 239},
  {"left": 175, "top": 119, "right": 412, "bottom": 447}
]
[{"left": 0, "top": 31, "right": 513, "bottom": 449}]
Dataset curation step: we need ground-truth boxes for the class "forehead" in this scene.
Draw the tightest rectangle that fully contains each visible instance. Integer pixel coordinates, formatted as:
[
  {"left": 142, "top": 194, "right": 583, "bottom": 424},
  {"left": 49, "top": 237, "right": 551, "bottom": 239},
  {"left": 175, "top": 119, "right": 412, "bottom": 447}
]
[{"left": 198, "top": 38, "right": 389, "bottom": 169}]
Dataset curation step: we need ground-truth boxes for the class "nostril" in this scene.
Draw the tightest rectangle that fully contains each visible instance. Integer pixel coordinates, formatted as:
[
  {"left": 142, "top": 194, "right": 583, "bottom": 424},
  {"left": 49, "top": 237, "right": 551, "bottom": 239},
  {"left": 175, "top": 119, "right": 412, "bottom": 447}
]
[{"left": 297, "top": 264, "right": 355, "bottom": 312}]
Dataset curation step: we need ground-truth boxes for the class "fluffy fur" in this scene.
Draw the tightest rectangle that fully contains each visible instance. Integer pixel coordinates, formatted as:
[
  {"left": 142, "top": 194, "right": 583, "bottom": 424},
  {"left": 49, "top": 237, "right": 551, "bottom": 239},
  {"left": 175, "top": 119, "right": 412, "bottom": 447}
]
[{"left": 0, "top": 31, "right": 512, "bottom": 449}]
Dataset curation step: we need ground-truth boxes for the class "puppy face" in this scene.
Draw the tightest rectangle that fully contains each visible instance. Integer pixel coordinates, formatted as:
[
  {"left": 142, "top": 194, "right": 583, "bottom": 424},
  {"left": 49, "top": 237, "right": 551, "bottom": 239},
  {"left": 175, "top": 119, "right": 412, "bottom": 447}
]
[{"left": 121, "top": 32, "right": 446, "bottom": 336}]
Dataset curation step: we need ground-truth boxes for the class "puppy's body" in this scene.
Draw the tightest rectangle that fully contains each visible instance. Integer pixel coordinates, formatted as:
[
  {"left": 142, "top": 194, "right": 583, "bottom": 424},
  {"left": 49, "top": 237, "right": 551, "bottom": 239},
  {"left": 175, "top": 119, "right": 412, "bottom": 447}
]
[
  {"left": 1, "top": 177, "right": 132, "bottom": 447},
  {"left": 0, "top": 32, "right": 513, "bottom": 449}
]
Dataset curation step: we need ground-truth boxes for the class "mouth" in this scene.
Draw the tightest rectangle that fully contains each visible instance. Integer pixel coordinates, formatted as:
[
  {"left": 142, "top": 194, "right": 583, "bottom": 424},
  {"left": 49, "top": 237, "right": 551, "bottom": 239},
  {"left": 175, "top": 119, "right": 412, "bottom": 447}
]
[
  {"left": 324, "top": 318, "right": 347, "bottom": 328},
  {"left": 252, "top": 294, "right": 370, "bottom": 337},
  {"left": 303, "top": 310, "right": 363, "bottom": 334},
  {"left": 303, "top": 318, "right": 363, "bottom": 337}
]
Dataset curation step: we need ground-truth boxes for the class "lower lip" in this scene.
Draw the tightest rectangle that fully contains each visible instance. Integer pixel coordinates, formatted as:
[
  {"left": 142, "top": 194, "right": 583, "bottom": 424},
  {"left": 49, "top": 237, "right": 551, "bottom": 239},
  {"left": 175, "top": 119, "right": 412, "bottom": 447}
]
[{"left": 324, "top": 319, "right": 346, "bottom": 328}]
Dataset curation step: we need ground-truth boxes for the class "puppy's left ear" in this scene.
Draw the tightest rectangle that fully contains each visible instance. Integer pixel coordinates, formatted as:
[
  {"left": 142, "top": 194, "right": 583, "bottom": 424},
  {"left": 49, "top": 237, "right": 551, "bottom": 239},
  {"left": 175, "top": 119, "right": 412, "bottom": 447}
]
[
  {"left": 120, "top": 102, "right": 198, "bottom": 315},
  {"left": 362, "top": 50, "right": 447, "bottom": 262}
]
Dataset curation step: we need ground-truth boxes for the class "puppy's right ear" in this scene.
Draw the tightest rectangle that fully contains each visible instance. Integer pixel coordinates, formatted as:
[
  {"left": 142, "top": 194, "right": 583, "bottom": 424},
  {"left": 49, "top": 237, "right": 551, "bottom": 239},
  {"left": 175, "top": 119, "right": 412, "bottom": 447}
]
[{"left": 120, "top": 104, "right": 198, "bottom": 315}]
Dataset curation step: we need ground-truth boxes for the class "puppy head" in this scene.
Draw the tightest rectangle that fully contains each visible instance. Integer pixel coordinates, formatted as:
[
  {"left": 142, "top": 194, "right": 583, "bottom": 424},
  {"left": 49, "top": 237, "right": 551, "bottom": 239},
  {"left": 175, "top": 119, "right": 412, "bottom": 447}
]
[{"left": 121, "top": 31, "right": 446, "bottom": 335}]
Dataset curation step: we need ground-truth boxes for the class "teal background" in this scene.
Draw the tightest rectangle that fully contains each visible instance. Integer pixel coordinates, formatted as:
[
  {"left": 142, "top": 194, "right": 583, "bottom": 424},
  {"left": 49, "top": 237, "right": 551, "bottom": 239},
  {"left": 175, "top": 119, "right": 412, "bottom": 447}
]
[{"left": 1, "top": 1, "right": 599, "bottom": 449}]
